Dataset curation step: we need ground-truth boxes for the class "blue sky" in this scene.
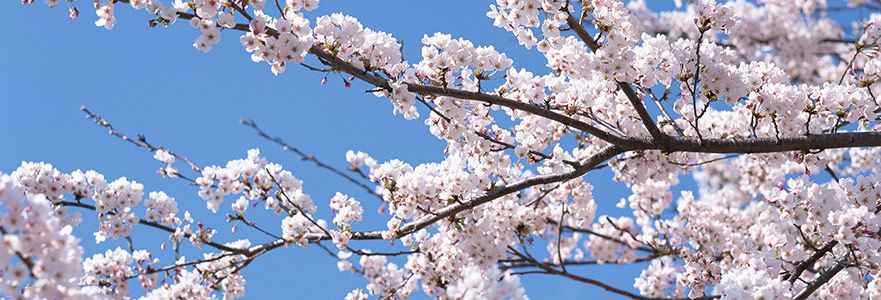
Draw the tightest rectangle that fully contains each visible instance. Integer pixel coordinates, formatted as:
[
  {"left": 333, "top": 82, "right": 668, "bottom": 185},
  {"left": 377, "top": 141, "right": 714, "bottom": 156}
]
[{"left": 1, "top": 1, "right": 861, "bottom": 299}]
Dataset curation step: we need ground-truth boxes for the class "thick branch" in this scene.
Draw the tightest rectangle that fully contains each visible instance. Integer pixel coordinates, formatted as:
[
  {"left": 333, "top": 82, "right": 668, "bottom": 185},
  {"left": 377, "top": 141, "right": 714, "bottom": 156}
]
[
  {"left": 501, "top": 255, "right": 655, "bottom": 269},
  {"left": 793, "top": 259, "right": 848, "bottom": 300},
  {"left": 164, "top": 12, "right": 881, "bottom": 155},
  {"left": 306, "top": 46, "right": 627, "bottom": 146},
  {"left": 646, "top": 133, "right": 881, "bottom": 153},
  {"left": 783, "top": 240, "right": 837, "bottom": 283},
  {"left": 292, "top": 145, "right": 623, "bottom": 242},
  {"left": 564, "top": 13, "right": 665, "bottom": 141},
  {"left": 311, "top": 46, "right": 881, "bottom": 153},
  {"left": 169, "top": 8, "right": 627, "bottom": 147},
  {"left": 391, "top": 144, "right": 620, "bottom": 238}
]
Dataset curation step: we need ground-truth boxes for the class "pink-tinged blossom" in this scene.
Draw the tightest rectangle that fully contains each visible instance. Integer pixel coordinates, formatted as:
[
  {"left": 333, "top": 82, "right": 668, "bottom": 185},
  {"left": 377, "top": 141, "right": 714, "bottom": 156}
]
[
  {"left": 345, "top": 289, "right": 368, "bottom": 300},
  {"left": 285, "top": 0, "right": 319, "bottom": 12},
  {"left": 281, "top": 213, "right": 317, "bottom": 247},
  {"left": 337, "top": 250, "right": 354, "bottom": 272},
  {"left": 346, "top": 150, "right": 377, "bottom": 170},
  {"left": 82, "top": 247, "right": 134, "bottom": 299},
  {"left": 140, "top": 269, "right": 213, "bottom": 300},
  {"left": 193, "top": 0, "right": 219, "bottom": 19},
  {"left": 94, "top": 2, "right": 115, "bottom": 30},
  {"left": 217, "top": 11, "right": 235, "bottom": 28},
  {"left": 0, "top": 174, "right": 98, "bottom": 299},
  {"left": 231, "top": 196, "right": 249, "bottom": 214},
  {"left": 153, "top": 149, "right": 175, "bottom": 164},
  {"left": 446, "top": 266, "right": 527, "bottom": 300}
]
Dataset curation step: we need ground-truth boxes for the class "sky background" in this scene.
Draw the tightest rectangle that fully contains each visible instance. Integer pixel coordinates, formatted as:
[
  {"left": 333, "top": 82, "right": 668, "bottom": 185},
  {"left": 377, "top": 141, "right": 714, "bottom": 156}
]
[{"left": 0, "top": 1, "right": 863, "bottom": 299}]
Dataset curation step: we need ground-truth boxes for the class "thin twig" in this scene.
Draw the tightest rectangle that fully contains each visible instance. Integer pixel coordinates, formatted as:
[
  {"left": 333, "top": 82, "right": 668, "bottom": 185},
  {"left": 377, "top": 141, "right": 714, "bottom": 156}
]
[
  {"left": 667, "top": 154, "right": 740, "bottom": 167},
  {"left": 60, "top": 201, "right": 247, "bottom": 254},
  {"left": 241, "top": 118, "right": 382, "bottom": 200},
  {"left": 507, "top": 247, "right": 715, "bottom": 300},
  {"left": 556, "top": 203, "right": 567, "bottom": 272},
  {"left": 548, "top": 218, "right": 654, "bottom": 253},
  {"left": 127, "top": 252, "right": 241, "bottom": 279},
  {"left": 81, "top": 106, "right": 203, "bottom": 173}
]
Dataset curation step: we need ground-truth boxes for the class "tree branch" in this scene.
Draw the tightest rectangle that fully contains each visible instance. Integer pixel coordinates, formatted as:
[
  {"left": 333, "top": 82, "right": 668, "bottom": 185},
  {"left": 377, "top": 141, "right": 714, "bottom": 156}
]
[
  {"left": 294, "top": 145, "right": 623, "bottom": 241},
  {"left": 507, "top": 247, "right": 716, "bottom": 300},
  {"left": 240, "top": 118, "right": 382, "bottom": 200},
  {"left": 782, "top": 240, "right": 837, "bottom": 282},
  {"left": 81, "top": 106, "right": 203, "bottom": 173},
  {"left": 564, "top": 12, "right": 666, "bottom": 141},
  {"left": 793, "top": 259, "right": 848, "bottom": 300},
  {"left": 60, "top": 201, "right": 247, "bottom": 254}
]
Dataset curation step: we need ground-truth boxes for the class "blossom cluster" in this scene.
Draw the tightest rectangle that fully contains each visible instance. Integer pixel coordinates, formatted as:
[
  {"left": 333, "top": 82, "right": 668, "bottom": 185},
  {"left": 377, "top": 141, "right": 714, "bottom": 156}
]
[
  {"left": 0, "top": 174, "right": 97, "bottom": 299},
  {"left": 152, "top": 149, "right": 178, "bottom": 176},
  {"left": 144, "top": 191, "right": 179, "bottom": 226},
  {"left": 486, "top": 0, "right": 567, "bottom": 51},
  {"left": 358, "top": 254, "right": 417, "bottom": 298},
  {"left": 138, "top": 240, "right": 251, "bottom": 300},
  {"left": 415, "top": 33, "right": 513, "bottom": 87},
  {"left": 345, "top": 150, "right": 377, "bottom": 170},
  {"left": 4, "top": 162, "right": 245, "bottom": 299},
  {"left": 281, "top": 212, "right": 322, "bottom": 247},
  {"left": 370, "top": 156, "right": 483, "bottom": 223},
  {"left": 315, "top": 13, "right": 402, "bottom": 72},
  {"left": 445, "top": 266, "right": 527, "bottom": 300},
  {"left": 329, "top": 192, "right": 363, "bottom": 249},
  {"left": 82, "top": 247, "right": 135, "bottom": 299},
  {"left": 195, "top": 149, "right": 315, "bottom": 214},
  {"left": 194, "top": 149, "right": 326, "bottom": 248},
  {"left": 240, "top": 10, "right": 314, "bottom": 75},
  {"left": 11, "top": 162, "right": 148, "bottom": 243}
]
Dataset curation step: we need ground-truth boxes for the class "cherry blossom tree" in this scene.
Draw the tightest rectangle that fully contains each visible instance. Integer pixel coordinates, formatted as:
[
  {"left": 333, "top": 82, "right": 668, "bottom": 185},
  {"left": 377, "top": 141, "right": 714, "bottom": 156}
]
[{"left": 7, "top": 0, "right": 881, "bottom": 299}]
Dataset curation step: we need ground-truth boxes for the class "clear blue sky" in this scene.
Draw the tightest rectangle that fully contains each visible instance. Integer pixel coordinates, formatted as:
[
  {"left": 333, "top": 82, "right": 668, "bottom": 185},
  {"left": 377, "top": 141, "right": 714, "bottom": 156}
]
[{"left": 1, "top": 1, "right": 856, "bottom": 299}]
